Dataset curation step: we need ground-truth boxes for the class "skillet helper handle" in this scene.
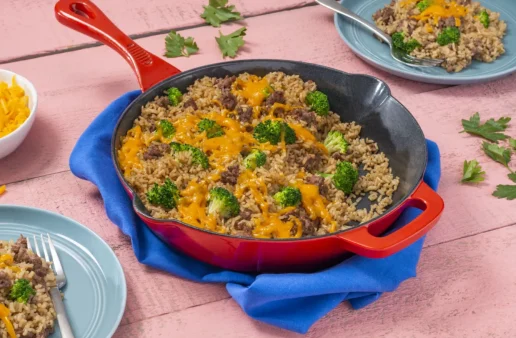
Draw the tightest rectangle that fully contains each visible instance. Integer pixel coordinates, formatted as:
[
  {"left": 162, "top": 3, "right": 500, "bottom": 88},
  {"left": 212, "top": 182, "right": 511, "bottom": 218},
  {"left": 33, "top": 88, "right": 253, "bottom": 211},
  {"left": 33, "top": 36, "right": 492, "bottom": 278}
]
[
  {"left": 54, "top": 0, "right": 181, "bottom": 91},
  {"left": 338, "top": 182, "right": 444, "bottom": 258}
]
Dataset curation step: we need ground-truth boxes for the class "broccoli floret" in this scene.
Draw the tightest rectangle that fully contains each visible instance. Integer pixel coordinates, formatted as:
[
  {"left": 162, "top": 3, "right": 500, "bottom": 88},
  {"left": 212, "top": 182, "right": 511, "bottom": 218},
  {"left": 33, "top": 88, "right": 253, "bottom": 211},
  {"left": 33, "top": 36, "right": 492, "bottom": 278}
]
[
  {"left": 479, "top": 10, "right": 489, "bottom": 28},
  {"left": 169, "top": 143, "right": 210, "bottom": 169},
  {"left": 253, "top": 120, "right": 296, "bottom": 145},
  {"left": 207, "top": 187, "right": 240, "bottom": 218},
  {"left": 9, "top": 279, "right": 35, "bottom": 304},
  {"left": 416, "top": 0, "right": 432, "bottom": 12},
  {"left": 437, "top": 27, "right": 460, "bottom": 46},
  {"left": 198, "top": 118, "right": 225, "bottom": 139},
  {"left": 318, "top": 162, "right": 358, "bottom": 194},
  {"left": 253, "top": 120, "right": 282, "bottom": 145},
  {"left": 244, "top": 149, "right": 267, "bottom": 170},
  {"left": 392, "top": 32, "right": 421, "bottom": 53},
  {"left": 159, "top": 120, "right": 175, "bottom": 138},
  {"left": 324, "top": 131, "right": 348, "bottom": 154},
  {"left": 305, "top": 91, "right": 330, "bottom": 116},
  {"left": 187, "top": 145, "right": 210, "bottom": 169},
  {"left": 169, "top": 142, "right": 182, "bottom": 152},
  {"left": 333, "top": 161, "right": 359, "bottom": 194},
  {"left": 282, "top": 123, "right": 297, "bottom": 145},
  {"left": 273, "top": 186, "right": 302, "bottom": 208},
  {"left": 168, "top": 87, "right": 182, "bottom": 106},
  {"left": 146, "top": 178, "right": 180, "bottom": 209}
]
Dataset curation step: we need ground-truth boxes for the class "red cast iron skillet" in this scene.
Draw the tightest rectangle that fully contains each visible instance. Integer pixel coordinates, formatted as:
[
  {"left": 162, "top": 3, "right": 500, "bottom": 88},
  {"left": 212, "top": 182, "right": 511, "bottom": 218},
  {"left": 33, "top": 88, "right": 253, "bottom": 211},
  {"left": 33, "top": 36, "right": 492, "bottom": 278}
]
[{"left": 55, "top": 0, "right": 445, "bottom": 273}]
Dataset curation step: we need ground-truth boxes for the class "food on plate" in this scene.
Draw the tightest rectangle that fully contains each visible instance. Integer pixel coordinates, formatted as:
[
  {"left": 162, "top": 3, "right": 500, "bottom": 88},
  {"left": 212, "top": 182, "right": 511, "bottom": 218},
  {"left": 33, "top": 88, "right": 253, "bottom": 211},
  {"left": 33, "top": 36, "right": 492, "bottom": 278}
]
[
  {"left": 0, "top": 236, "right": 57, "bottom": 338},
  {"left": 0, "top": 186, "right": 5, "bottom": 196},
  {"left": 118, "top": 72, "right": 400, "bottom": 238},
  {"left": 372, "top": 0, "right": 507, "bottom": 72},
  {"left": 0, "top": 78, "right": 30, "bottom": 138}
]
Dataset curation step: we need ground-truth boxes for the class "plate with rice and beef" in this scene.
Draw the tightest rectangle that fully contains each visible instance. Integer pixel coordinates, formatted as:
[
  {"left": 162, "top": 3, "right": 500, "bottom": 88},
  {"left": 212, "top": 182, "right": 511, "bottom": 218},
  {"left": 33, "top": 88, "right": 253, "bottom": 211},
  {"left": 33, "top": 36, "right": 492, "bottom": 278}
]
[
  {"left": 333, "top": 0, "right": 516, "bottom": 84},
  {"left": 0, "top": 205, "right": 126, "bottom": 338}
]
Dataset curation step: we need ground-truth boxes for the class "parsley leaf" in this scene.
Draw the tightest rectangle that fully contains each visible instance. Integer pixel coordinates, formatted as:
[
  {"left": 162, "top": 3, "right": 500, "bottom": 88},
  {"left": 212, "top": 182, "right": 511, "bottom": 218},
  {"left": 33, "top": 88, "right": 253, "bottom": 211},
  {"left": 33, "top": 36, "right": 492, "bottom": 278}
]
[
  {"left": 493, "top": 185, "right": 516, "bottom": 200},
  {"left": 510, "top": 138, "right": 516, "bottom": 150},
  {"left": 201, "top": 0, "right": 242, "bottom": 27},
  {"left": 164, "top": 31, "right": 199, "bottom": 58},
  {"left": 215, "top": 27, "right": 246, "bottom": 58},
  {"left": 508, "top": 173, "right": 516, "bottom": 183},
  {"left": 461, "top": 160, "right": 486, "bottom": 183},
  {"left": 461, "top": 112, "right": 510, "bottom": 143},
  {"left": 482, "top": 142, "right": 512, "bottom": 169}
]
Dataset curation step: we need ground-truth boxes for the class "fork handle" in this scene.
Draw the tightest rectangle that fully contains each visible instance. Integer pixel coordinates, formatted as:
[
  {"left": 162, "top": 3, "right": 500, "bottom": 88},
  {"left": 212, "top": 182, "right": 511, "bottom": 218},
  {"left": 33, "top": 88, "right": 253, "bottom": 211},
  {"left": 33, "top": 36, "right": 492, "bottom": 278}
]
[
  {"left": 50, "top": 287, "right": 75, "bottom": 338},
  {"left": 316, "top": 0, "right": 392, "bottom": 45}
]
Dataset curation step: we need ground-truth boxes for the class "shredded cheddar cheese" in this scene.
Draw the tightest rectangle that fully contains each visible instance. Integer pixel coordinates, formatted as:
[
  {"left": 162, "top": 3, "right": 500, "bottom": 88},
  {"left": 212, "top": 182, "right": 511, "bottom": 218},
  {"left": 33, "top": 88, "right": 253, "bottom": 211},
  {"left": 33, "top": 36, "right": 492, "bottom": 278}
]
[
  {"left": 0, "top": 77, "right": 30, "bottom": 138},
  {"left": 0, "top": 303, "right": 16, "bottom": 338}
]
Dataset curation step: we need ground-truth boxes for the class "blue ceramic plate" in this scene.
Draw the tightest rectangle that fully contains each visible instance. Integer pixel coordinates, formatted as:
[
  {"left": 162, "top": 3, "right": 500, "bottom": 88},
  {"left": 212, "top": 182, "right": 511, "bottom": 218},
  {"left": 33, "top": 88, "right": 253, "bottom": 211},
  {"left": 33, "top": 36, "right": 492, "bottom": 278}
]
[
  {"left": 0, "top": 205, "right": 126, "bottom": 338},
  {"left": 334, "top": 0, "right": 516, "bottom": 84}
]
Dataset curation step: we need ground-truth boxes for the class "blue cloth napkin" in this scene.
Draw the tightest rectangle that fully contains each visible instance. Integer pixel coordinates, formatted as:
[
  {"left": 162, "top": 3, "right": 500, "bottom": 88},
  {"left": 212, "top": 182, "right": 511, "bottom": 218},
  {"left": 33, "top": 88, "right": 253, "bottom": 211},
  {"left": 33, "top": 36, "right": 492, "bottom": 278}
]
[{"left": 70, "top": 90, "right": 441, "bottom": 334}]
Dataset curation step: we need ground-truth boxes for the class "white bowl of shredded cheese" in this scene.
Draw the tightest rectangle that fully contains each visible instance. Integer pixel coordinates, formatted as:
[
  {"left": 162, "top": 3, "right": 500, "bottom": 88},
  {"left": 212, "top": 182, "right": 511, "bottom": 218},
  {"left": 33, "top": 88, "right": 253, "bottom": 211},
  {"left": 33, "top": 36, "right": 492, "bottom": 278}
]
[{"left": 0, "top": 69, "right": 38, "bottom": 159}]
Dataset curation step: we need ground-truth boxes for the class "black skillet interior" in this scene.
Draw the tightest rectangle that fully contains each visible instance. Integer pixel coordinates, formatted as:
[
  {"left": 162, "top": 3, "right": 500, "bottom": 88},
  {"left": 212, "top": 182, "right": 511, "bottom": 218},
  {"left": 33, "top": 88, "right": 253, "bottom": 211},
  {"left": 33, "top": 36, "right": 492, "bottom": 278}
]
[{"left": 113, "top": 59, "right": 428, "bottom": 230}]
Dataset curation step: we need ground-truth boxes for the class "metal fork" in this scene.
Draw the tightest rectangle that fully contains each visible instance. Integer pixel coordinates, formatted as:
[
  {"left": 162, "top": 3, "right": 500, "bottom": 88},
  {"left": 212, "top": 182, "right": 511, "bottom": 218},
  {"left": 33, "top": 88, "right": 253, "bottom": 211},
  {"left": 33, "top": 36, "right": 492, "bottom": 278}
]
[
  {"left": 316, "top": 0, "right": 444, "bottom": 68},
  {"left": 28, "top": 234, "right": 75, "bottom": 338}
]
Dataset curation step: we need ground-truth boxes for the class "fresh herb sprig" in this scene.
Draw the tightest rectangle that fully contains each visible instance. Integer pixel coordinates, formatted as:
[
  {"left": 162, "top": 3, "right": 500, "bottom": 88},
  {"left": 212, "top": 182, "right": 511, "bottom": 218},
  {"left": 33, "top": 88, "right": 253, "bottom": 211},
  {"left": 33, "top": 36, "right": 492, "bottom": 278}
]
[
  {"left": 164, "top": 31, "right": 199, "bottom": 58},
  {"left": 201, "top": 0, "right": 242, "bottom": 27},
  {"left": 460, "top": 112, "right": 510, "bottom": 143},
  {"left": 215, "top": 27, "right": 247, "bottom": 58},
  {"left": 461, "top": 160, "right": 486, "bottom": 183},
  {"left": 460, "top": 112, "right": 516, "bottom": 201}
]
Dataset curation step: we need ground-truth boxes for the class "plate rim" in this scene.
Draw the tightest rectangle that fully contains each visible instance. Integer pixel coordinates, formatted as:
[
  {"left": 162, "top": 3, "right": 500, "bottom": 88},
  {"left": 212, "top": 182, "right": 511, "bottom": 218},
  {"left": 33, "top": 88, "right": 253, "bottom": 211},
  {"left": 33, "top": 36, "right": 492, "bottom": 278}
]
[
  {"left": 0, "top": 204, "right": 127, "bottom": 338},
  {"left": 333, "top": 0, "right": 516, "bottom": 85}
]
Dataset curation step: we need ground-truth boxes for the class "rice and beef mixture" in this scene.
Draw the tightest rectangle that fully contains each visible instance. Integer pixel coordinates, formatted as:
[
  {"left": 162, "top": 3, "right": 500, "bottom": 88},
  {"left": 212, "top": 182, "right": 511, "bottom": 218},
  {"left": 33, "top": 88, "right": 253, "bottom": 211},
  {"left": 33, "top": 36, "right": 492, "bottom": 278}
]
[
  {"left": 373, "top": 0, "right": 507, "bottom": 72},
  {"left": 118, "top": 72, "right": 400, "bottom": 239},
  {"left": 0, "top": 236, "right": 56, "bottom": 338}
]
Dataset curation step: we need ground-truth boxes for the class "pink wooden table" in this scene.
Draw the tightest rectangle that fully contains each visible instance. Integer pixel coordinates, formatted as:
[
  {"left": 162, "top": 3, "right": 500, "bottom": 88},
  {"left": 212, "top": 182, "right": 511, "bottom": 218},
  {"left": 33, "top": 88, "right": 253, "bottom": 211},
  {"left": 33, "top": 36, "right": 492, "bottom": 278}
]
[{"left": 1, "top": 1, "right": 515, "bottom": 337}]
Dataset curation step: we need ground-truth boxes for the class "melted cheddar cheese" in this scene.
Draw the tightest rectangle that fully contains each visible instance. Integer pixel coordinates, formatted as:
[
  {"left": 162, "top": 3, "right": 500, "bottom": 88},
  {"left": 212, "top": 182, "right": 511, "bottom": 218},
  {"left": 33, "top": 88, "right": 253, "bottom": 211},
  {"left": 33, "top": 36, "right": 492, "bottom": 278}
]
[
  {"left": 294, "top": 182, "right": 337, "bottom": 232},
  {"left": 0, "top": 254, "right": 20, "bottom": 273},
  {"left": 411, "top": 0, "right": 468, "bottom": 26},
  {"left": 178, "top": 180, "right": 219, "bottom": 232},
  {"left": 0, "top": 185, "right": 6, "bottom": 196},
  {"left": 0, "top": 303, "right": 16, "bottom": 338},
  {"left": 289, "top": 123, "right": 329, "bottom": 155},
  {"left": 118, "top": 125, "right": 143, "bottom": 176},
  {"left": 233, "top": 76, "right": 270, "bottom": 106}
]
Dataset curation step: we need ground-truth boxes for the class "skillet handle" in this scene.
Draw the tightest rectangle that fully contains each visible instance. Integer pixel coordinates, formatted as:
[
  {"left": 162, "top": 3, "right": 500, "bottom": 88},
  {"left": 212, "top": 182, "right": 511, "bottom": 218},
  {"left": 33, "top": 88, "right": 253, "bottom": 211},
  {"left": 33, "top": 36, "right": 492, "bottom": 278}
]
[
  {"left": 337, "top": 182, "right": 444, "bottom": 258},
  {"left": 54, "top": 0, "right": 181, "bottom": 91}
]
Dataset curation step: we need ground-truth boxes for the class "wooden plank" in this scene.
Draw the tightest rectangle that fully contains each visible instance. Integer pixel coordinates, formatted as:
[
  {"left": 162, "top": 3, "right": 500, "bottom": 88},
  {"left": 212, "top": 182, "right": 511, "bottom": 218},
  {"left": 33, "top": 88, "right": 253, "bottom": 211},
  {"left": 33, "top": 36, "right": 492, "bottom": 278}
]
[
  {"left": 0, "top": 0, "right": 312, "bottom": 63},
  {"left": 0, "top": 5, "right": 445, "bottom": 185},
  {"left": 112, "top": 224, "right": 516, "bottom": 337},
  {"left": 0, "top": 172, "right": 229, "bottom": 325}
]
